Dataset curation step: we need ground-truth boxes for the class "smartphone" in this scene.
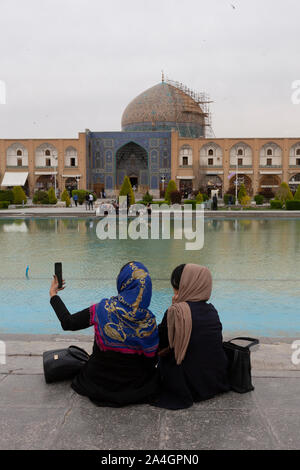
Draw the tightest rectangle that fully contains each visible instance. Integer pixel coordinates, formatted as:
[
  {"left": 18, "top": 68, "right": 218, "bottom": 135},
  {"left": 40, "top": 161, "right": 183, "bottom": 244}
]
[{"left": 54, "top": 262, "right": 63, "bottom": 289}]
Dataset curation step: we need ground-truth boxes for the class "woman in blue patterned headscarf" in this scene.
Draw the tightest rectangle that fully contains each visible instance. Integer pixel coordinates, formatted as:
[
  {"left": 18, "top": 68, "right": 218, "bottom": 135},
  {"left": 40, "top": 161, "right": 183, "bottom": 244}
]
[
  {"left": 49, "top": 261, "right": 160, "bottom": 407},
  {"left": 90, "top": 261, "right": 158, "bottom": 357}
]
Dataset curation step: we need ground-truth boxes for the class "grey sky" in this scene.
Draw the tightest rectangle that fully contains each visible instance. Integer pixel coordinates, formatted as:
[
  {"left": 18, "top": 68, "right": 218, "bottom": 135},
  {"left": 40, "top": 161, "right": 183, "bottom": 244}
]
[{"left": 0, "top": 0, "right": 300, "bottom": 139}]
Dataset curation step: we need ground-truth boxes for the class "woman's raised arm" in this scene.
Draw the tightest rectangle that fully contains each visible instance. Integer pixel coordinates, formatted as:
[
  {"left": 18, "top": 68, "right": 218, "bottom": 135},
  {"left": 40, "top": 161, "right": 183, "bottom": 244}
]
[{"left": 49, "top": 276, "right": 91, "bottom": 331}]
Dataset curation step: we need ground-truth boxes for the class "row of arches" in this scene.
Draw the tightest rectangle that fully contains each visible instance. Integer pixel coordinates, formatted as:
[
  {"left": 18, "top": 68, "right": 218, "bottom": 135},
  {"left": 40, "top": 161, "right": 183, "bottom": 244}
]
[
  {"left": 6, "top": 143, "right": 78, "bottom": 168},
  {"left": 193, "top": 173, "right": 300, "bottom": 199},
  {"left": 179, "top": 142, "right": 300, "bottom": 167}
]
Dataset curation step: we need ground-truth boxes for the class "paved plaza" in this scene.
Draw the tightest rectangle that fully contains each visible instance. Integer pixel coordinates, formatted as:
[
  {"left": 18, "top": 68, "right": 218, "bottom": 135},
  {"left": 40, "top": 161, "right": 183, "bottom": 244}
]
[{"left": 0, "top": 334, "right": 299, "bottom": 450}]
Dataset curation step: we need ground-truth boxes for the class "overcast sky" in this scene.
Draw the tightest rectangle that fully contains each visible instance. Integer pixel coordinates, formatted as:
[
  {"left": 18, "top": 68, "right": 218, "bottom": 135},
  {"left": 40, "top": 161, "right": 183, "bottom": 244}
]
[{"left": 0, "top": 0, "right": 300, "bottom": 139}]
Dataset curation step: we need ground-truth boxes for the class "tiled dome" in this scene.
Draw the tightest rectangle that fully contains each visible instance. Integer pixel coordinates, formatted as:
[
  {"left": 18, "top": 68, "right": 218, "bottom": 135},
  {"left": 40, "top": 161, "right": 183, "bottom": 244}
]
[{"left": 121, "top": 81, "right": 206, "bottom": 137}]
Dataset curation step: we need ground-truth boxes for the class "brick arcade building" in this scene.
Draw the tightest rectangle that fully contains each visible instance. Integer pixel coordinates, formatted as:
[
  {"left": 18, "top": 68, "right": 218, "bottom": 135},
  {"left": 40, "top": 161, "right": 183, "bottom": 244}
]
[{"left": 1, "top": 77, "right": 300, "bottom": 199}]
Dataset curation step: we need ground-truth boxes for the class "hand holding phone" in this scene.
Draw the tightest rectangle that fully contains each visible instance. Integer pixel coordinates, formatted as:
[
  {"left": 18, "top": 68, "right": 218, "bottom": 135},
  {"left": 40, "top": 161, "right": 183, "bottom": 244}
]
[{"left": 50, "top": 263, "right": 65, "bottom": 298}]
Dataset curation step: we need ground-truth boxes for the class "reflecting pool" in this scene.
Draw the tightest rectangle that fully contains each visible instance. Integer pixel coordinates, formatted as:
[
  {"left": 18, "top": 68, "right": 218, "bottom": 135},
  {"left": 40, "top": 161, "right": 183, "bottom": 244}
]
[{"left": 1, "top": 217, "right": 300, "bottom": 337}]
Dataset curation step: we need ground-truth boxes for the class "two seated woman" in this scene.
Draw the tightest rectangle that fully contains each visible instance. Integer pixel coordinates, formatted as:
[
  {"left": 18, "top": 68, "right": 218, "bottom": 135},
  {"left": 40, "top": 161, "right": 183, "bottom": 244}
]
[{"left": 49, "top": 261, "right": 230, "bottom": 410}]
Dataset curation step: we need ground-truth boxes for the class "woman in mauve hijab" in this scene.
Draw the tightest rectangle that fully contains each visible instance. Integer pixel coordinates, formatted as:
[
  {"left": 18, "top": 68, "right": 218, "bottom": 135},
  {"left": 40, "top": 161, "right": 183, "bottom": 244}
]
[{"left": 154, "top": 263, "right": 230, "bottom": 410}]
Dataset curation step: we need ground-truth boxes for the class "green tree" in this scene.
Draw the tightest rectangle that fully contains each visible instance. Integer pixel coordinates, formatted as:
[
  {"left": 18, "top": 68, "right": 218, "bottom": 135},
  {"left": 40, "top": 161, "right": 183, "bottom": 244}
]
[
  {"left": 119, "top": 176, "right": 135, "bottom": 205},
  {"left": 165, "top": 179, "right": 177, "bottom": 204},
  {"left": 195, "top": 191, "right": 203, "bottom": 203},
  {"left": 48, "top": 187, "right": 57, "bottom": 205},
  {"left": 61, "top": 188, "right": 71, "bottom": 207},
  {"left": 142, "top": 190, "right": 153, "bottom": 204},
  {"left": 275, "top": 182, "right": 293, "bottom": 205},
  {"left": 293, "top": 184, "right": 300, "bottom": 200},
  {"left": 12, "top": 186, "right": 27, "bottom": 205},
  {"left": 238, "top": 183, "right": 247, "bottom": 203}
]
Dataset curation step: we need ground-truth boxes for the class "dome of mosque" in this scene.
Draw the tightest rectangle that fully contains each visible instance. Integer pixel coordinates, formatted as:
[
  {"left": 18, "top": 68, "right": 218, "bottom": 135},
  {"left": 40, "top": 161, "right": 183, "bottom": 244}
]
[{"left": 121, "top": 80, "right": 207, "bottom": 138}]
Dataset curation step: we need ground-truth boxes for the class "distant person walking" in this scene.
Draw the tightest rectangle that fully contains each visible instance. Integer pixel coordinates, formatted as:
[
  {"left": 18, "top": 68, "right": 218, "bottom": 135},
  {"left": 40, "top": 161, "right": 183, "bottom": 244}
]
[
  {"left": 88, "top": 193, "right": 94, "bottom": 210},
  {"left": 73, "top": 193, "right": 78, "bottom": 207},
  {"left": 212, "top": 194, "right": 218, "bottom": 211}
]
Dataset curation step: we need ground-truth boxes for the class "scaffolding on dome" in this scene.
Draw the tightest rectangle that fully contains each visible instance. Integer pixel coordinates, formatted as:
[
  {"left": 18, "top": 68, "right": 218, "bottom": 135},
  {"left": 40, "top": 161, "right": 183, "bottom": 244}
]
[{"left": 166, "top": 78, "right": 215, "bottom": 138}]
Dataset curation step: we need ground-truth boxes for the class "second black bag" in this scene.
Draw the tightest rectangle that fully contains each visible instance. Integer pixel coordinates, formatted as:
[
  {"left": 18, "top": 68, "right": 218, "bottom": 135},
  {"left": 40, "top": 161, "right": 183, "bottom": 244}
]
[
  {"left": 43, "top": 345, "right": 90, "bottom": 384},
  {"left": 223, "top": 337, "right": 259, "bottom": 393}
]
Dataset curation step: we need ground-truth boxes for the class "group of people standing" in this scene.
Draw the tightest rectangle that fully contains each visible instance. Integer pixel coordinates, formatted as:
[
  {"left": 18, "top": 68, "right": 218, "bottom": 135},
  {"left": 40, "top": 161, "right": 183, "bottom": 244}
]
[
  {"left": 49, "top": 262, "right": 230, "bottom": 410},
  {"left": 72, "top": 192, "right": 94, "bottom": 210}
]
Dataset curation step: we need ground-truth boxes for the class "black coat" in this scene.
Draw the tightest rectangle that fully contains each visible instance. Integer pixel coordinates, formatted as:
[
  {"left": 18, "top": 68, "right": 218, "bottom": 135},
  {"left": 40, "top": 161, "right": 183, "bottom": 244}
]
[
  {"left": 50, "top": 295, "right": 160, "bottom": 407},
  {"left": 155, "top": 301, "right": 230, "bottom": 409}
]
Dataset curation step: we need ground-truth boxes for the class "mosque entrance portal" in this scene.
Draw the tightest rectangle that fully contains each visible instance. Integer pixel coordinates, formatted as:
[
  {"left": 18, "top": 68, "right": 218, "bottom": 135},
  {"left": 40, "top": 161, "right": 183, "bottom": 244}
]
[{"left": 116, "top": 142, "right": 148, "bottom": 191}]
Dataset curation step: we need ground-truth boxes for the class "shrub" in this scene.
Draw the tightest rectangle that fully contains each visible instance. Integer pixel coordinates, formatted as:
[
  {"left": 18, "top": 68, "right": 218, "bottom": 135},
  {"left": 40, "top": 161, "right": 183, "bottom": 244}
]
[
  {"left": 48, "top": 187, "right": 57, "bottom": 205},
  {"left": 238, "top": 183, "right": 247, "bottom": 203},
  {"left": 275, "top": 182, "right": 293, "bottom": 205},
  {"left": 0, "top": 190, "right": 14, "bottom": 203},
  {"left": 119, "top": 176, "right": 135, "bottom": 205},
  {"left": 286, "top": 200, "right": 300, "bottom": 210},
  {"left": 0, "top": 201, "right": 10, "bottom": 209},
  {"left": 61, "top": 189, "right": 71, "bottom": 207},
  {"left": 270, "top": 199, "right": 283, "bottom": 209},
  {"left": 293, "top": 185, "right": 300, "bottom": 200},
  {"left": 12, "top": 186, "right": 27, "bottom": 205},
  {"left": 142, "top": 191, "right": 153, "bottom": 204},
  {"left": 164, "top": 180, "right": 177, "bottom": 204},
  {"left": 170, "top": 190, "right": 182, "bottom": 204},
  {"left": 65, "top": 194, "right": 71, "bottom": 207},
  {"left": 72, "top": 189, "right": 87, "bottom": 205},
  {"left": 33, "top": 190, "right": 49, "bottom": 204},
  {"left": 254, "top": 194, "right": 264, "bottom": 205},
  {"left": 195, "top": 192, "right": 203, "bottom": 203},
  {"left": 241, "top": 195, "right": 251, "bottom": 207}
]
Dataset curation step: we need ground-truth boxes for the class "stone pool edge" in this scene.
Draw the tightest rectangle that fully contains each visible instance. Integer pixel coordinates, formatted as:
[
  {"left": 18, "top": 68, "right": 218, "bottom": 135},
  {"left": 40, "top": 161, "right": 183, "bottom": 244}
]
[{"left": 1, "top": 333, "right": 300, "bottom": 378}]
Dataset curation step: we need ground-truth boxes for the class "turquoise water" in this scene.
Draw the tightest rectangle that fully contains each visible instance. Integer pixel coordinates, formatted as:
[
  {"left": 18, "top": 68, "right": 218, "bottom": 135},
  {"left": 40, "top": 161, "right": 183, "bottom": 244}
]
[{"left": 1, "top": 217, "right": 300, "bottom": 337}]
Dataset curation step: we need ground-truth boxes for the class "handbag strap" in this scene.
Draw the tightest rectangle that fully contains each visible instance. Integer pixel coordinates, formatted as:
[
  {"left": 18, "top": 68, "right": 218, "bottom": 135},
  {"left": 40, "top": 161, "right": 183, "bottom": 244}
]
[{"left": 228, "top": 337, "right": 259, "bottom": 349}]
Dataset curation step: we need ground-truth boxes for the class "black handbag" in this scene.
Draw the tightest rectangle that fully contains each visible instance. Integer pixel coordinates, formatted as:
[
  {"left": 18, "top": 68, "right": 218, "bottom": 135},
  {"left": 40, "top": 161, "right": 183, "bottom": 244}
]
[
  {"left": 223, "top": 337, "right": 259, "bottom": 393},
  {"left": 43, "top": 345, "right": 90, "bottom": 384}
]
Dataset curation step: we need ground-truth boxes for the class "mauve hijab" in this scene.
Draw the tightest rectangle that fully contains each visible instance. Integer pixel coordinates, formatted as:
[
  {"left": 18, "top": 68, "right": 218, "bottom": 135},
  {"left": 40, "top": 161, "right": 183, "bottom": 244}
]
[{"left": 167, "top": 264, "right": 213, "bottom": 365}]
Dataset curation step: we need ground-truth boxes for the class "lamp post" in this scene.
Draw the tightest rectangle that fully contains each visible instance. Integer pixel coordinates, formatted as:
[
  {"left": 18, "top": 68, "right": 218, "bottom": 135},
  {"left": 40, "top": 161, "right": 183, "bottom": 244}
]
[
  {"left": 53, "top": 151, "right": 58, "bottom": 197},
  {"left": 161, "top": 175, "right": 166, "bottom": 193},
  {"left": 235, "top": 154, "right": 239, "bottom": 206}
]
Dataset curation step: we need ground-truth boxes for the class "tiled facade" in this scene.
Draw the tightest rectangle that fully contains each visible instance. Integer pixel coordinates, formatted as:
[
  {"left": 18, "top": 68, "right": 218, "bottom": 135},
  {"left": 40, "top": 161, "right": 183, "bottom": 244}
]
[{"left": 86, "top": 131, "right": 171, "bottom": 197}]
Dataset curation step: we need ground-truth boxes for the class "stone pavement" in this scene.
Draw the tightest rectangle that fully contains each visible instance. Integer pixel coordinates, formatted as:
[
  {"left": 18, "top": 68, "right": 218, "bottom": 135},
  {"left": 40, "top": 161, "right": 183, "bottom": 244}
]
[{"left": 0, "top": 334, "right": 300, "bottom": 450}]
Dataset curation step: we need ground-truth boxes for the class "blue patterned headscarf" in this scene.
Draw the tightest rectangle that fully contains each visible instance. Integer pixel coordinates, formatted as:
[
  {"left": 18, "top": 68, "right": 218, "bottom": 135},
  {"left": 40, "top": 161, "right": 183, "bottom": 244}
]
[{"left": 90, "top": 261, "right": 158, "bottom": 357}]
